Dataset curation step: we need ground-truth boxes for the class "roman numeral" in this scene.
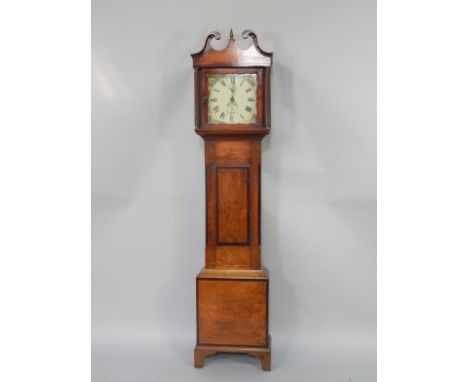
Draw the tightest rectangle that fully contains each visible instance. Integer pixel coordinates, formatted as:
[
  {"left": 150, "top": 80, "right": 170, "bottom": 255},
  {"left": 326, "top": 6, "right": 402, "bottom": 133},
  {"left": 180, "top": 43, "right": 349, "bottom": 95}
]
[
  {"left": 245, "top": 106, "right": 252, "bottom": 113},
  {"left": 248, "top": 98, "right": 255, "bottom": 102},
  {"left": 210, "top": 98, "right": 218, "bottom": 102},
  {"left": 240, "top": 114, "right": 245, "bottom": 120},
  {"left": 230, "top": 114, "right": 233, "bottom": 122},
  {"left": 220, "top": 80, "right": 226, "bottom": 86},
  {"left": 245, "top": 88, "right": 252, "bottom": 93},
  {"left": 230, "top": 77, "right": 235, "bottom": 84},
  {"left": 213, "top": 106, "right": 219, "bottom": 113},
  {"left": 213, "top": 89, "right": 220, "bottom": 93},
  {"left": 240, "top": 80, "right": 244, "bottom": 87},
  {"left": 220, "top": 112, "right": 225, "bottom": 119}
]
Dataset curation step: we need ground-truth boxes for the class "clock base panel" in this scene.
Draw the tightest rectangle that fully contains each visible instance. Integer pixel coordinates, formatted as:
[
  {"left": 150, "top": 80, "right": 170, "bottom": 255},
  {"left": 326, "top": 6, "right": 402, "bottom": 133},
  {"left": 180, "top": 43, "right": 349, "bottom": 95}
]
[{"left": 195, "top": 267, "right": 270, "bottom": 370}]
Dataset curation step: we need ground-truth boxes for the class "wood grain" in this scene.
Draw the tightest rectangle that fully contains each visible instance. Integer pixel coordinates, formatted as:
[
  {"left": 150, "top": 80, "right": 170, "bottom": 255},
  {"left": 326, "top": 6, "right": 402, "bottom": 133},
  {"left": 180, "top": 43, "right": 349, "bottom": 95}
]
[
  {"left": 217, "top": 167, "right": 249, "bottom": 245},
  {"left": 197, "top": 279, "right": 268, "bottom": 346}
]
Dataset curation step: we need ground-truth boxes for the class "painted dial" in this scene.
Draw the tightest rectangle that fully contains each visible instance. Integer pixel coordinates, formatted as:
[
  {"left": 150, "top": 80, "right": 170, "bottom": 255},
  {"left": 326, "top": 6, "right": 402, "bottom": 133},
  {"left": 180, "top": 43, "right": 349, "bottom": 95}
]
[{"left": 207, "top": 74, "right": 257, "bottom": 124}]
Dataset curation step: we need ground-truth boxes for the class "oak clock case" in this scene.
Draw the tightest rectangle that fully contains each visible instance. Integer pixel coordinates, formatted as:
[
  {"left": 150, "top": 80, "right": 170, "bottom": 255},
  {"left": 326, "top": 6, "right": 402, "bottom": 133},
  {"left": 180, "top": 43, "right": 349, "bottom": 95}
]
[{"left": 191, "top": 30, "right": 272, "bottom": 371}]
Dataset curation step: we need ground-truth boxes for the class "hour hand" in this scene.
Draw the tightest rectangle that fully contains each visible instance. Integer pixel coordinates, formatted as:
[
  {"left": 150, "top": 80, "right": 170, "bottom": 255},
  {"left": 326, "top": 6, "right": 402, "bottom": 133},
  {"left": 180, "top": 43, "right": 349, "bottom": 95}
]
[{"left": 227, "top": 95, "right": 236, "bottom": 108}]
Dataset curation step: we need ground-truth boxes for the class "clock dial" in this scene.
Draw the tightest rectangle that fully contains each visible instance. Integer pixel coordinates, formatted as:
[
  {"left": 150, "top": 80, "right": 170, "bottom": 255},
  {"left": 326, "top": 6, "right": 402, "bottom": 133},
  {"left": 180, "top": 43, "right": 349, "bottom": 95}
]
[{"left": 208, "top": 74, "right": 257, "bottom": 124}]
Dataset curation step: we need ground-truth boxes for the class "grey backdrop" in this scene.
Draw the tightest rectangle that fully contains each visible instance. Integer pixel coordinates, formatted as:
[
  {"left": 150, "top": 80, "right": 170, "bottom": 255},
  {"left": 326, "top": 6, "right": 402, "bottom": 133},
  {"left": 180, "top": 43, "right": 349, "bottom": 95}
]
[{"left": 92, "top": 0, "right": 376, "bottom": 381}]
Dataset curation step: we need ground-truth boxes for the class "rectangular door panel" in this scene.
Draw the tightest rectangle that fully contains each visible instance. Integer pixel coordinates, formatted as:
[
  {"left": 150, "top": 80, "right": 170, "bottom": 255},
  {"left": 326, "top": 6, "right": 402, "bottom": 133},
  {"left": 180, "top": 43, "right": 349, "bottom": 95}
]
[{"left": 216, "top": 167, "right": 249, "bottom": 245}]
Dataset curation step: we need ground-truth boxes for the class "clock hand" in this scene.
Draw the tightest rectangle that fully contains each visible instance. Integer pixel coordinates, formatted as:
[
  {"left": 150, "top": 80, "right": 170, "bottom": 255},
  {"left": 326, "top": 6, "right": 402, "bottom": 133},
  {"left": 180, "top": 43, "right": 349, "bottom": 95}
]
[
  {"left": 227, "top": 95, "right": 236, "bottom": 107},
  {"left": 226, "top": 96, "right": 237, "bottom": 120}
]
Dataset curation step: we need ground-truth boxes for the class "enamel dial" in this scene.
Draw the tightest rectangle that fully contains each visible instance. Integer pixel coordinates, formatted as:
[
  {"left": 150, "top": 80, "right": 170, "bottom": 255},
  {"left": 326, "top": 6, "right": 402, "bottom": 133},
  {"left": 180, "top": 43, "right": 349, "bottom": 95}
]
[{"left": 207, "top": 74, "right": 257, "bottom": 124}]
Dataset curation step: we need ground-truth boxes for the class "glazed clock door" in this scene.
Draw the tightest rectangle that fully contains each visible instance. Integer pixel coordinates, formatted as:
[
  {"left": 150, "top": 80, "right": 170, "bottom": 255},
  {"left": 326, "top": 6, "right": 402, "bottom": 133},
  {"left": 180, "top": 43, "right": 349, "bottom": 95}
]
[{"left": 198, "top": 67, "right": 265, "bottom": 130}]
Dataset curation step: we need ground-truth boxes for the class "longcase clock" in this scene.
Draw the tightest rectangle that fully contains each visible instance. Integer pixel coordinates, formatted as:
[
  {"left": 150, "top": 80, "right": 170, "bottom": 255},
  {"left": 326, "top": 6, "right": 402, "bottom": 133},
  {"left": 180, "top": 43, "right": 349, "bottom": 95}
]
[{"left": 191, "top": 29, "right": 272, "bottom": 371}]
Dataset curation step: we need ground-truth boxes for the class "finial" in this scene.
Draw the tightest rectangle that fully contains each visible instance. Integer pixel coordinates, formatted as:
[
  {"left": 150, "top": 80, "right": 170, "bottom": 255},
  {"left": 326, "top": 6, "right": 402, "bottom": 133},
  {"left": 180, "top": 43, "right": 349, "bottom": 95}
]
[{"left": 229, "top": 28, "right": 234, "bottom": 40}]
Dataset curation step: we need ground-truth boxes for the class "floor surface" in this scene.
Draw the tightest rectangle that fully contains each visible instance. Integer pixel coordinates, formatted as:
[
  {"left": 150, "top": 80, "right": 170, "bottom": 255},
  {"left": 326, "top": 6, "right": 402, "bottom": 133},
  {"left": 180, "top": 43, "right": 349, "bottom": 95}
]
[{"left": 92, "top": 335, "right": 375, "bottom": 382}]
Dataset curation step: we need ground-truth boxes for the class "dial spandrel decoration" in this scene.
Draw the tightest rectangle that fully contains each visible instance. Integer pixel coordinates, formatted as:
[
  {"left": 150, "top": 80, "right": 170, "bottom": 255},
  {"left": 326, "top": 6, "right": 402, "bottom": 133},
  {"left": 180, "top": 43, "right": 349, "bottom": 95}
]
[{"left": 208, "top": 74, "right": 257, "bottom": 124}]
